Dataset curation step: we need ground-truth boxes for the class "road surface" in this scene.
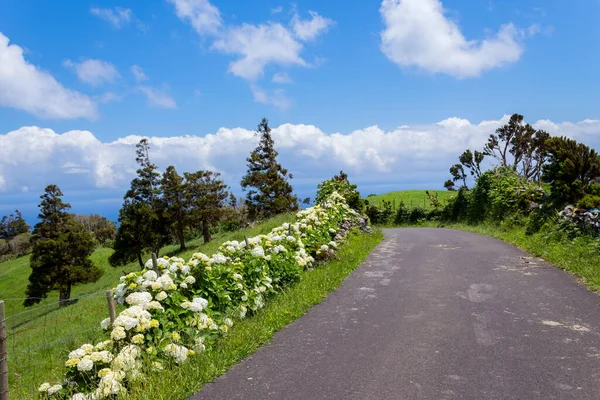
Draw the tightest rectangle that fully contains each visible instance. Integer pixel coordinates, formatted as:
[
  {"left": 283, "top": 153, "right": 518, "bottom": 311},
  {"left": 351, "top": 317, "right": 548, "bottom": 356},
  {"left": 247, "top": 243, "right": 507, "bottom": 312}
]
[{"left": 191, "top": 228, "right": 600, "bottom": 399}]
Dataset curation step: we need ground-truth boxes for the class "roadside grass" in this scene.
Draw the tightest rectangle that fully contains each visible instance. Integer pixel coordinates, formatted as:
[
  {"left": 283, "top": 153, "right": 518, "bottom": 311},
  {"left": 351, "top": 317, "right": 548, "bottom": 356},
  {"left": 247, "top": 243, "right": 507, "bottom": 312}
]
[
  {"left": 1, "top": 213, "right": 294, "bottom": 399},
  {"left": 365, "top": 190, "right": 454, "bottom": 209},
  {"left": 126, "top": 228, "right": 384, "bottom": 400},
  {"left": 414, "top": 221, "right": 600, "bottom": 293}
]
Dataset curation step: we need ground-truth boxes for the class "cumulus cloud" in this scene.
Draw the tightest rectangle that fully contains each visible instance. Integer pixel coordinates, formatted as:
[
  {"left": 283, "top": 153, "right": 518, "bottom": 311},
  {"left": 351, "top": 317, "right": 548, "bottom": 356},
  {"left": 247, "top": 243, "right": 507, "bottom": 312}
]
[
  {"left": 64, "top": 59, "right": 120, "bottom": 86},
  {"left": 0, "top": 32, "right": 97, "bottom": 119},
  {"left": 137, "top": 86, "right": 177, "bottom": 109},
  {"left": 2, "top": 116, "right": 599, "bottom": 196},
  {"left": 168, "top": 0, "right": 222, "bottom": 36},
  {"left": 90, "top": 7, "right": 132, "bottom": 28},
  {"left": 131, "top": 65, "right": 148, "bottom": 82},
  {"left": 291, "top": 11, "right": 335, "bottom": 42},
  {"left": 212, "top": 22, "right": 306, "bottom": 80},
  {"left": 379, "top": 0, "right": 533, "bottom": 77},
  {"left": 251, "top": 85, "right": 291, "bottom": 109}
]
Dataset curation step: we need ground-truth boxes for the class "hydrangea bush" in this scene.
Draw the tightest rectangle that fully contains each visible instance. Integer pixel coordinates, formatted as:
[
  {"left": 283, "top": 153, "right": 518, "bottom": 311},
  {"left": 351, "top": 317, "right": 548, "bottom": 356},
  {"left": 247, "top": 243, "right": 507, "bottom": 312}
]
[{"left": 38, "top": 192, "right": 365, "bottom": 399}]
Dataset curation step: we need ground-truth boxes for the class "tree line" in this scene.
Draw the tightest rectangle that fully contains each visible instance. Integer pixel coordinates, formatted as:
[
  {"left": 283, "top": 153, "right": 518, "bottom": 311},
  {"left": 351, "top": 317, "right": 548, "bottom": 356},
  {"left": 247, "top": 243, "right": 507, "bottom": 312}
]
[{"left": 22, "top": 117, "right": 299, "bottom": 306}]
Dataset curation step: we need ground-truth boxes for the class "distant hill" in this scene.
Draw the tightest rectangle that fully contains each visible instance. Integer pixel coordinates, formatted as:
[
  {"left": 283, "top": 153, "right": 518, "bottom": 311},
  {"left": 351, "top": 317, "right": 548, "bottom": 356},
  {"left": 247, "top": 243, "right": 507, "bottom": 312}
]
[{"left": 364, "top": 190, "right": 455, "bottom": 209}]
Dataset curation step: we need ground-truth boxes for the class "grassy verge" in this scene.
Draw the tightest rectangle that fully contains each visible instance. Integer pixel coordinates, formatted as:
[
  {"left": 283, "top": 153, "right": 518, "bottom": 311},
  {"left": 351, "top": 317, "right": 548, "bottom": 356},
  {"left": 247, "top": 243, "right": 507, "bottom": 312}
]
[
  {"left": 126, "top": 228, "right": 383, "bottom": 400},
  {"left": 2, "top": 213, "right": 294, "bottom": 399},
  {"left": 365, "top": 190, "right": 454, "bottom": 210},
  {"left": 412, "top": 221, "right": 600, "bottom": 292}
]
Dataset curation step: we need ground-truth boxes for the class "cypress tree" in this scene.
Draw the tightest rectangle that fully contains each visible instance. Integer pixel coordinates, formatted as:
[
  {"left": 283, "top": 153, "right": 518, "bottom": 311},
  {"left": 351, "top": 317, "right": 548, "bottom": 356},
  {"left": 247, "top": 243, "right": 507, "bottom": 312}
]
[
  {"left": 161, "top": 165, "right": 188, "bottom": 251},
  {"left": 24, "top": 185, "right": 101, "bottom": 306}
]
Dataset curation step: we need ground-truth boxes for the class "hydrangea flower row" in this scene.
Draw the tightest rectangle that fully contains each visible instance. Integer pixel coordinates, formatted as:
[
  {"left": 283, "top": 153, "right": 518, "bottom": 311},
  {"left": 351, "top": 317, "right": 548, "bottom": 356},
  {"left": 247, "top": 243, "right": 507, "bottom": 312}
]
[{"left": 38, "top": 192, "right": 361, "bottom": 399}]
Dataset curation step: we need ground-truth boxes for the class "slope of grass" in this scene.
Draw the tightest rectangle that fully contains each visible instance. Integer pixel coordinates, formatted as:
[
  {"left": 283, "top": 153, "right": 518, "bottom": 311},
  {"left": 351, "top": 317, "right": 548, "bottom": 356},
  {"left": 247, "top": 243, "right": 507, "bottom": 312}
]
[
  {"left": 0, "top": 213, "right": 294, "bottom": 399},
  {"left": 365, "top": 190, "right": 454, "bottom": 209},
  {"left": 127, "top": 228, "right": 384, "bottom": 400}
]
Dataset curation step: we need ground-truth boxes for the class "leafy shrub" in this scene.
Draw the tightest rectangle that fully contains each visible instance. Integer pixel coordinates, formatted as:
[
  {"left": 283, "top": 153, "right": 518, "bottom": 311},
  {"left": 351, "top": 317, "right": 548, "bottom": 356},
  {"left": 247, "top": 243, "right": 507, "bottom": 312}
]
[
  {"left": 316, "top": 171, "right": 363, "bottom": 211},
  {"left": 577, "top": 194, "right": 600, "bottom": 210}
]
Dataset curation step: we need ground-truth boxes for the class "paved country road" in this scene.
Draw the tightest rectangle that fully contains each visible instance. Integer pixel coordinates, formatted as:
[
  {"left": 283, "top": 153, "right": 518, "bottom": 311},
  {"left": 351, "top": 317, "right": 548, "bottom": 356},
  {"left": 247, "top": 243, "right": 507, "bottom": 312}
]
[{"left": 191, "top": 228, "right": 600, "bottom": 400}]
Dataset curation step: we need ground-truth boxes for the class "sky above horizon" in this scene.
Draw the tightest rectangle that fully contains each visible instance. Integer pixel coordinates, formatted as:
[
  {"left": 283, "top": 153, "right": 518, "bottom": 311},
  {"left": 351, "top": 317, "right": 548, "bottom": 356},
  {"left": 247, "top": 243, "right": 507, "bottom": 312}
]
[{"left": 1, "top": 0, "right": 599, "bottom": 224}]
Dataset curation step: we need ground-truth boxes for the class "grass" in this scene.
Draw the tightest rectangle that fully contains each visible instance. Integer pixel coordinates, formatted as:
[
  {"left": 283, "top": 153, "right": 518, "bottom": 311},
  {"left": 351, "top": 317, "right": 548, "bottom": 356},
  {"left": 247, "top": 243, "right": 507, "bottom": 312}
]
[
  {"left": 365, "top": 190, "right": 454, "bottom": 210},
  {"left": 415, "top": 220, "right": 600, "bottom": 293},
  {"left": 1, "top": 212, "right": 294, "bottom": 399},
  {"left": 126, "top": 228, "right": 383, "bottom": 400}
]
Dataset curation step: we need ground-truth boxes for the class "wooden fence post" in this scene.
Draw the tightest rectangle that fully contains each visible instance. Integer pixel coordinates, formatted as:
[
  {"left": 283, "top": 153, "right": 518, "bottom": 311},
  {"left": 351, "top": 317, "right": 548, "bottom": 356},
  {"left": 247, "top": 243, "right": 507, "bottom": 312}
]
[
  {"left": 151, "top": 253, "right": 159, "bottom": 274},
  {"left": 105, "top": 291, "right": 116, "bottom": 324},
  {"left": 244, "top": 236, "right": 250, "bottom": 248},
  {"left": 0, "top": 300, "right": 9, "bottom": 400}
]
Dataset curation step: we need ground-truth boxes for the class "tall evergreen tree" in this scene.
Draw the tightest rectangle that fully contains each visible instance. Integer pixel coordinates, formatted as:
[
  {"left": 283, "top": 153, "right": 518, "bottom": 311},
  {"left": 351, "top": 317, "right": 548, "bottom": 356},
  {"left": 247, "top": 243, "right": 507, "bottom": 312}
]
[
  {"left": 161, "top": 165, "right": 188, "bottom": 251},
  {"left": 24, "top": 185, "right": 101, "bottom": 306},
  {"left": 185, "top": 170, "right": 229, "bottom": 243},
  {"left": 110, "top": 139, "right": 168, "bottom": 268},
  {"left": 241, "top": 118, "right": 298, "bottom": 219}
]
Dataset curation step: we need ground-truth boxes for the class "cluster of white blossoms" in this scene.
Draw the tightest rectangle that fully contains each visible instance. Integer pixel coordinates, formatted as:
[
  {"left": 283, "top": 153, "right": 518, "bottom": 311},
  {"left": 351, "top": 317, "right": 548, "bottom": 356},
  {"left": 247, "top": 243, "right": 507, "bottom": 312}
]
[{"left": 38, "top": 191, "right": 361, "bottom": 399}]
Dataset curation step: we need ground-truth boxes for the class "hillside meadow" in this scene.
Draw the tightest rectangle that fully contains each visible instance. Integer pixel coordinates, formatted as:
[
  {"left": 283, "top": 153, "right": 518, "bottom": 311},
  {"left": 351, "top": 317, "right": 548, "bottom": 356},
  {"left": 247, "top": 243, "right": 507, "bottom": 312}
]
[{"left": 365, "top": 190, "right": 454, "bottom": 209}]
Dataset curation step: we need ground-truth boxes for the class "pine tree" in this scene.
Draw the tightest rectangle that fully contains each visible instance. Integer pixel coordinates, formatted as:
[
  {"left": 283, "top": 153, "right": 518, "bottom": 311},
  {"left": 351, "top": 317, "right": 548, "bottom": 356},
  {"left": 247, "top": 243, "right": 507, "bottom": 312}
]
[
  {"left": 185, "top": 170, "right": 229, "bottom": 243},
  {"left": 161, "top": 165, "right": 188, "bottom": 251},
  {"left": 241, "top": 118, "right": 298, "bottom": 219},
  {"left": 24, "top": 185, "right": 101, "bottom": 306},
  {"left": 110, "top": 139, "right": 168, "bottom": 268}
]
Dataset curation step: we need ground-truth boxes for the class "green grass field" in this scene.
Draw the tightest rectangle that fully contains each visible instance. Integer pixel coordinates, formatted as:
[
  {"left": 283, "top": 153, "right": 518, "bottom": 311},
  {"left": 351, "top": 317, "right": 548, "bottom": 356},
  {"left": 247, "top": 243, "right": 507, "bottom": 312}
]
[
  {"left": 1, "top": 213, "right": 293, "bottom": 399},
  {"left": 364, "top": 190, "right": 455, "bottom": 209}
]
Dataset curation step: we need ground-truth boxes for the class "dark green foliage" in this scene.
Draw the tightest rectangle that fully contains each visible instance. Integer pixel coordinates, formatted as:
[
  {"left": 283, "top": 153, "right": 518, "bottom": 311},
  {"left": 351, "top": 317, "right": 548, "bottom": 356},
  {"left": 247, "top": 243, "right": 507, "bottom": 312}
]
[
  {"left": 24, "top": 185, "right": 102, "bottom": 306},
  {"left": 185, "top": 170, "right": 229, "bottom": 243},
  {"left": 444, "top": 179, "right": 456, "bottom": 191},
  {"left": 542, "top": 136, "right": 600, "bottom": 207},
  {"left": 365, "top": 199, "right": 393, "bottom": 224},
  {"left": 161, "top": 166, "right": 188, "bottom": 251},
  {"left": 449, "top": 163, "right": 467, "bottom": 189},
  {"left": 394, "top": 201, "right": 410, "bottom": 224},
  {"left": 459, "top": 149, "right": 485, "bottom": 179},
  {"left": 73, "top": 214, "right": 116, "bottom": 246},
  {"left": 408, "top": 207, "right": 427, "bottom": 224},
  {"left": 111, "top": 139, "right": 169, "bottom": 268},
  {"left": 0, "top": 209, "right": 30, "bottom": 239},
  {"left": 442, "top": 188, "right": 470, "bottom": 222},
  {"left": 577, "top": 194, "right": 600, "bottom": 210},
  {"left": 241, "top": 118, "right": 298, "bottom": 219},
  {"left": 315, "top": 171, "right": 363, "bottom": 211}
]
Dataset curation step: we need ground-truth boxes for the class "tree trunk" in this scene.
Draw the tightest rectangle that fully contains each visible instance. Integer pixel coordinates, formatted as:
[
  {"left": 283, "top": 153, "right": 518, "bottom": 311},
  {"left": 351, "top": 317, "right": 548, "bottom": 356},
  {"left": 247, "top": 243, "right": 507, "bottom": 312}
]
[
  {"left": 59, "top": 283, "right": 71, "bottom": 307},
  {"left": 137, "top": 252, "right": 144, "bottom": 269},
  {"left": 178, "top": 221, "right": 186, "bottom": 252},
  {"left": 202, "top": 219, "right": 211, "bottom": 244}
]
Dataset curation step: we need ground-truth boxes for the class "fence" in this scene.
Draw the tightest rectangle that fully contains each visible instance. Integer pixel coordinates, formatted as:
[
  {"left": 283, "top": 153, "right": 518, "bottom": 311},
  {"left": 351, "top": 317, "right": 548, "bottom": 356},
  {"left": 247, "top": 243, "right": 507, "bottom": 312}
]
[{"left": 0, "top": 290, "right": 117, "bottom": 400}]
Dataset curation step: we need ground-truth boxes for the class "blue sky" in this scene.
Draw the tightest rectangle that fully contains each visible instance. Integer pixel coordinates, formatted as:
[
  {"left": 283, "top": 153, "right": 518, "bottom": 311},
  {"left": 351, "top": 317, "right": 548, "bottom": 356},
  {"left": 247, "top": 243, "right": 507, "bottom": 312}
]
[{"left": 1, "top": 0, "right": 599, "bottom": 224}]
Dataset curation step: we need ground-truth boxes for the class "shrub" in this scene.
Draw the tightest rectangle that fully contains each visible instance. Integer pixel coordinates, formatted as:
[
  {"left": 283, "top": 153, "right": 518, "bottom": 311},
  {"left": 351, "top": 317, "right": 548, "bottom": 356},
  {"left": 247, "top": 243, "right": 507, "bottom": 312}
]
[{"left": 315, "top": 171, "right": 363, "bottom": 211}]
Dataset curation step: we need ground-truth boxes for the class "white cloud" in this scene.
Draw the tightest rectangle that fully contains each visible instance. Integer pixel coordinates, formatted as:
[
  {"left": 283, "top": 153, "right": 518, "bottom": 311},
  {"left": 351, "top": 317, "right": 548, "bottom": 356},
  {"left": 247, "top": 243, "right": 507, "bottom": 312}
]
[
  {"left": 64, "top": 59, "right": 120, "bottom": 86},
  {"left": 271, "top": 6, "right": 284, "bottom": 14},
  {"left": 168, "top": 0, "right": 222, "bottom": 36},
  {"left": 272, "top": 72, "right": 292, "bottom": 84},
  {"left": 131, "top": 65, "right": 148, "bottom": 82},
  {"left": 2, "top": 116, "right": 600, "bottom": 195},
  {"left": 379, "top": 0, "right": 533, "bottom": 77},
  {"left": 137, "top": 86, "right": 177, "bottom": 109},
  {"left": 251, "top": 85, "right": 291, "bottom": 109},
  {"left": 291, "top": 11, "right": 335, "bottom": 41},
  {"left": 213, "top": 22, "right": 307, "bottom": 80},
  {"left": 0, "top": 32, "right": 97, "bottom": 119},
  {"left": 90, "top": 7, "right": 132, "bottom": 28}
]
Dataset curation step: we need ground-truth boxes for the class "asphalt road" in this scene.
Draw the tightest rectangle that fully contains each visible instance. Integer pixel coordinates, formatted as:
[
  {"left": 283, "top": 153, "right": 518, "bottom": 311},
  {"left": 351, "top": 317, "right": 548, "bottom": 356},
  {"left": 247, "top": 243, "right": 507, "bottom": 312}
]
[{"left": 191, "top": 228, "right": 600, "bottom": 400}]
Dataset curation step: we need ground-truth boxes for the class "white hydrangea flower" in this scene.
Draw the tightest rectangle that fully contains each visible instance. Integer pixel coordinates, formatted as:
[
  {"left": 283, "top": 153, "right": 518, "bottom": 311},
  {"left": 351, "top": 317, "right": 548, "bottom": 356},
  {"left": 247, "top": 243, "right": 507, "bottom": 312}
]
[
  {"left": 181, "top": 297, "right": 208, "bottom": 313},
  {"left": 70, "top": 393, "right": 89, "bottom": 400},
  {"left": 328, "top": 241, "right": 337, "bottom": 248},
  {"left": 69, "top": 348, "right": 86, "bottom": 360},
  {"left": 272, "top": 245, "right": 286, "bottom": 254},
  {"left": 147, "top": 301, "right": 164, "bottom": 311},
  {"left": 211, "top": 253, "right": 228, "bottom": 264},
  {"left": 156, "top": 275, "right": 174, "bottom": 290},
  {"left": 251, "top": 246, "right": 265, "bottom": 258},
  {"left": 77, "top": 357, "right": 94, "bottom": 372},
  {"left": 185, "top": 276, "right": 196, "bottom": 284},
  {"left": 48, "top": 384, "right": 63, "bottom": 395},
  {"left": 38, "top": 383, "right": 51, "bottom": 392},
  {"left": 143, "top": 270, "right": 158, "bottom": 282},
  {"left": 223, "top": 318, "right": 233, "bottom": 327},
  {"left": 111, "top": 326, "right": 126, "bottom": 341},
  {"left": 155, "top": 291, "right": 168, "bottom": 301},
  {"left": 164, "top": 343, "right": 189, "bottom": 364},
  {"left": 125, "top": 292, "right": 152, "bottom": 308},
  {"left": 320, "top": 244, "right": 329, "bottom": 252}
]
